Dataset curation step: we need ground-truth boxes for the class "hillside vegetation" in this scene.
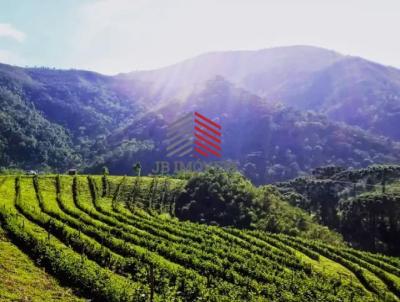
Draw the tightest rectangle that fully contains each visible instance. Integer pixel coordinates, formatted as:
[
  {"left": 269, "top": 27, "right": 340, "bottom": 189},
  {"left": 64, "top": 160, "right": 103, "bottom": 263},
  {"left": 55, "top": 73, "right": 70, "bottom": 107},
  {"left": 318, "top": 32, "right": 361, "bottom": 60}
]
[
  {"left": 0, "top": 174, "right": 399, "bottom": 301},
  {"left": 173, "top": 168, "right": 342, "bottom": 244},
  {"left": 0, "top": 226, "right": 84, "bottom": 301},
  {"left": 94, "top": 78, "right": 400, "bottom": 184},
  {"left": 1, "top": 57, "right": 400, "bottom": 183},
  {"left": 278, "top": 165, "right": 400, "bottom": 255}
]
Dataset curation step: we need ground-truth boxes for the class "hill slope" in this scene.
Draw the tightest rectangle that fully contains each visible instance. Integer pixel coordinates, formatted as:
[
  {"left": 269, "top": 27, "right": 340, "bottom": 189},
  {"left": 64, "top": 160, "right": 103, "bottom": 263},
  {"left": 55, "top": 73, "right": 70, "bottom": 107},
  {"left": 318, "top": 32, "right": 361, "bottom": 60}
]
[
  {"left": 107, "top": 78, "right": 400, "bottom": 183},
  {"left": 127, "top": 46, "right": 400, "bottom": 140},
  {"left": 277, "top": 165, "right": 400, "bottom": 254},
  {"left": 124, "top": 45, "right": 342, "bottom": 104},
  {"left": 1, "top": 47, "right": 400, "bottom": 182},
  {"left": 0, "top": 63, "right": 152, "bottom": 170},
  {"left": 0, "top": 174, "right": 399, "bottom": 301},
  {"left": 0, "top": 226, "right": 84, "bottom": 301}
]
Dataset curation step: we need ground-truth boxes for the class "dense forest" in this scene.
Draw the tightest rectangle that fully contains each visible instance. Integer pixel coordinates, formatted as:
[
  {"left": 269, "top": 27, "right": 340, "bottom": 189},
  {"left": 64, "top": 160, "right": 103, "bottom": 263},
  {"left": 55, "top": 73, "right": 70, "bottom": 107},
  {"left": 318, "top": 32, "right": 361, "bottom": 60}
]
[
  {"left": 1, "top": 62, "right": 399, "bottom": 185},
  {"left": 278, "top": 164, "right": 400, "bottom": 255}
]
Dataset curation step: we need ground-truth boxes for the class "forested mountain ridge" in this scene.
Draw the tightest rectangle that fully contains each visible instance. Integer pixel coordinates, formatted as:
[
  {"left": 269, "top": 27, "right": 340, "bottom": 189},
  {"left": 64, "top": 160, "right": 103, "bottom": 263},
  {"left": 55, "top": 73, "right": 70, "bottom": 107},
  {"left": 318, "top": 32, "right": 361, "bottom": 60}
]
[
  {"left": 127, "top": 46, "right": 400, "bottom": 140},
  {"left": 0, "top": 86, "right": 77, "bottom": 170},
  {"left": 102, "top": 78, "right": 400, "bottom": 183},
  {"left": 0, "top": 63, "right": 153, "bottom": 170},
  {"left": 1, "top": 46, "right": 400, "bottom": 183},
  {"left": 123, "top": 45, "right": 343, "bottom": 106},
  {"left": 285, "top": 57, "right": 400, "bottom": 140}
]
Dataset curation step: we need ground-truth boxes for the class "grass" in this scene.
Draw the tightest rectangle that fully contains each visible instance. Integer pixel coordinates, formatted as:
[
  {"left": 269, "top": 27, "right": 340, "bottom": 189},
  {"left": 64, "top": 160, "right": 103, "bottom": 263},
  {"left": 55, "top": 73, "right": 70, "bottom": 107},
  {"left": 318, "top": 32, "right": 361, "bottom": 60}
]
[{"left": 0, "top": 226, "right": 85, "bottom": 302}]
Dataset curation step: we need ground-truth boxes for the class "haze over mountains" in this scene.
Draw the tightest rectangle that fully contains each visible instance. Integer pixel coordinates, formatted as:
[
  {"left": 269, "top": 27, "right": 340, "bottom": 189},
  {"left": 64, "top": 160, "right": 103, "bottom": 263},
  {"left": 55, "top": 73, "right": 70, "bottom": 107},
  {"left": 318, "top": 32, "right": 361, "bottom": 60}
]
[
  {"left": 126, "top": 46, "right": 343, "bottom": 105},
  {"left": 127, "top": 45, "right": 400, "bottom": 140},
  {"left": 1, "top": 45, "right": 400, "bottom": 182}
]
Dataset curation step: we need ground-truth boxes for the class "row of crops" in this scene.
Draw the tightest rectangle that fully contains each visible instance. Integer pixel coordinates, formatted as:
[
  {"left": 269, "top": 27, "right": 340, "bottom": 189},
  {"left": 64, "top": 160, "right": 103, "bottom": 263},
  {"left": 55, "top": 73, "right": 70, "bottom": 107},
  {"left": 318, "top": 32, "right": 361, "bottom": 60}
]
[{"left": 0, "top": 175, "right": 399, "bottom": 301}]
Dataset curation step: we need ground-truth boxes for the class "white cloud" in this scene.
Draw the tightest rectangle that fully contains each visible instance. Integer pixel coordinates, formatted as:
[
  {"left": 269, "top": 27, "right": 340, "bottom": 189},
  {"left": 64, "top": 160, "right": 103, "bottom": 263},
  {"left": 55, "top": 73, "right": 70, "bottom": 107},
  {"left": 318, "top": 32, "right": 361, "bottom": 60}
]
[{"left": 0, "top": 23, "right": 26, "bottom": 42}]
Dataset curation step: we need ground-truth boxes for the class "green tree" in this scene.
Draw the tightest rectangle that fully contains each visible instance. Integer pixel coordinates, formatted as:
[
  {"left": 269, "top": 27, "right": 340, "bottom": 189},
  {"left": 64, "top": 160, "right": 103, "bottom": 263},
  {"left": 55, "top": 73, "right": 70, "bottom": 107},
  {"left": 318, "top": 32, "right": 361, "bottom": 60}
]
[
  {"left": 176, "top": 167, "right": 255, "bottom": 227},
  {"left": 133, "top": 162, "right": 142, "bottom": 177},
  {"left": 102, "top": 166, "right": 109, "bottom": 176},
  {"left": 340, "top": 192, "right": 400, "bottom": 254}
]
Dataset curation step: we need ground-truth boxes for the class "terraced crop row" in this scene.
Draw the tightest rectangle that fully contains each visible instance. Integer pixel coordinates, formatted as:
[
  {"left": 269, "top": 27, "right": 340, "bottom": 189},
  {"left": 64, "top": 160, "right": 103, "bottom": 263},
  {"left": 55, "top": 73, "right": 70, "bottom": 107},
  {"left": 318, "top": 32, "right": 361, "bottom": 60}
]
[{"left": 0, "top": 175, "right": 399, "bottom": 301}]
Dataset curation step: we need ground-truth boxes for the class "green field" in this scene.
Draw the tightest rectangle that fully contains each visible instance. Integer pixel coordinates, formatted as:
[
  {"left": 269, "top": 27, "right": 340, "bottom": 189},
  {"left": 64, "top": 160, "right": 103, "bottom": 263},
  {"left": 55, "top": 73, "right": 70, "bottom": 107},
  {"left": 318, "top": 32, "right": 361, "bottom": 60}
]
[
  {"left": 0, "top": 175, "right": 399, "bottom": 301},
  {"left": 0, "top": 225, "right": 85, "bottom": 301}
]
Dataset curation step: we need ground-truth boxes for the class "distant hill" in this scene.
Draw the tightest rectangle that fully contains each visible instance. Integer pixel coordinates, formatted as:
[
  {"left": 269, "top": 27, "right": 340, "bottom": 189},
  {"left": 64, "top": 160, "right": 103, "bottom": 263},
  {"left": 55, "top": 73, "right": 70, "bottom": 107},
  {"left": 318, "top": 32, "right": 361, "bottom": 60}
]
[
  {"left": 124, "top": 45, "right": 343, "bottom": 104},
  {"left": 0, "top": 64, "right": 152, "bottom": 170},
  {"left": 126, "top": 46, "right": 400, "bottom": 140},
  {"left": 107, "top": 77, "right": 400, "bottom": 183},
  {"left": 1, "top": 46, "right": 400, "bottom": 182}
]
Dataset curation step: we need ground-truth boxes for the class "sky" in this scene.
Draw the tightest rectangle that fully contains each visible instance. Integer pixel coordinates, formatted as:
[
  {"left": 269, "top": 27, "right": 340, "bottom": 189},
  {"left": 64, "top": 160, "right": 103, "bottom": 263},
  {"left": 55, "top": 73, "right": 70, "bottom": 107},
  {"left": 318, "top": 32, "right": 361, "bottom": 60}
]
[{"left": 0, "top": 0, "right": 400, "bottom": 75}]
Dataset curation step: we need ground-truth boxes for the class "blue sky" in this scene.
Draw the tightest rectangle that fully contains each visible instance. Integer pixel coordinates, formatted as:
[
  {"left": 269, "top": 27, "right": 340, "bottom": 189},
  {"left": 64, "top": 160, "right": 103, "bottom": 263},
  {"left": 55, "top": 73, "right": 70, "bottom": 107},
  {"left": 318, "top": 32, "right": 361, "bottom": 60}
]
[{"left": 1, "top": 0, "right": 400, "bottom": 75}]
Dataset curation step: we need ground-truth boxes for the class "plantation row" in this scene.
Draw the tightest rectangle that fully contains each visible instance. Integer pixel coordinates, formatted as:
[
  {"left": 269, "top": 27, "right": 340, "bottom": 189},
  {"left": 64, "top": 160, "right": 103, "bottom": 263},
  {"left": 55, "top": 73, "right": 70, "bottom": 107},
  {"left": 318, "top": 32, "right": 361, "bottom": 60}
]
[{"left": 0, "top": 175, "right": 399, "bottom": 301}]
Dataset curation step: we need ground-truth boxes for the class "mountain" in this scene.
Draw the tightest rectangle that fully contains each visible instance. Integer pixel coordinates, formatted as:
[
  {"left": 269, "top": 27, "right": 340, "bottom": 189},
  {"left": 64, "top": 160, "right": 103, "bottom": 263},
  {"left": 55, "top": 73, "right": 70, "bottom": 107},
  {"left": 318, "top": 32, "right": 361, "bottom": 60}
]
[
  {"left": 127, "top": 46, "right": 400, "bottom": 140},
  {"left": 285, "top": 57, "right": 400, "bottom": 140},
  {"left": 0, "top": 85, "right": 76, "bottom": 170},
  {"left": 0, "top": 63, "right": 154, "bottom": 170},
  {"left": 1, "top": 47, "right": 400, "bottom": 183},
  {"left": 105, "top": 77, "right": 400, "bottom": 183},
  {"left": 123, "top": 45, "right": 343, "bottom": 106}
]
